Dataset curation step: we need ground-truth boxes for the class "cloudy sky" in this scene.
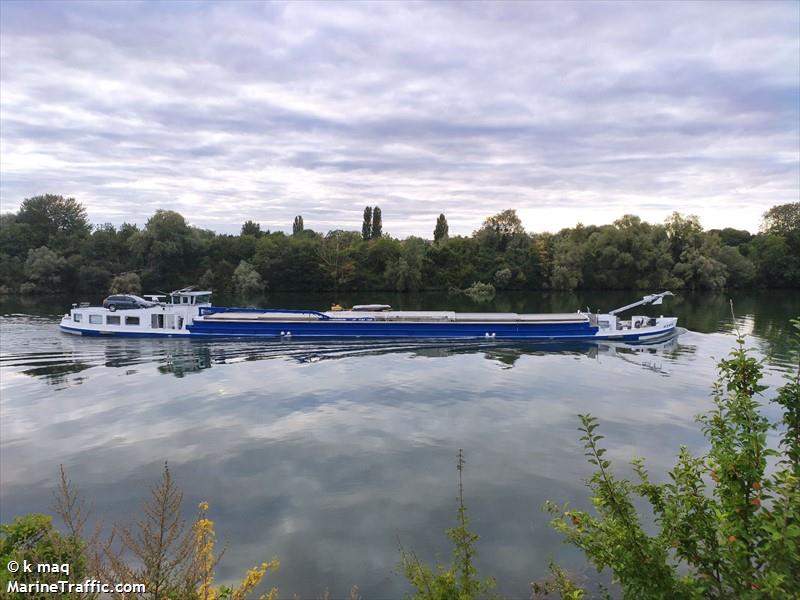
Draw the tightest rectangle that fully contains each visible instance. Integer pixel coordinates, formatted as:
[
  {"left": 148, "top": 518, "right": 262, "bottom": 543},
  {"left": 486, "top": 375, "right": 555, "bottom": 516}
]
[{"left": 1, "top": 1, "right": 798, "bottom": 237}]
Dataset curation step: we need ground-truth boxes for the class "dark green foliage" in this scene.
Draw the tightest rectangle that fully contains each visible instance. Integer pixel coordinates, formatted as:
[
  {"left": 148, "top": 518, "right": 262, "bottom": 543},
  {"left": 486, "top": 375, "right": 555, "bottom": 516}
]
[
  {"left": 16, "top": 194, "right": 90, "bottom": 251},
  {"left": 372, "top": 206, "right": 383, "bottom": 239},
  {"left": 127, "top": 210, "right": 203, "bottom": 290},
  {"left": 362, "top": 207, "right": 373, "bottom": 241},
  {"left": 479, "top": 209, "right": 524, "bottom": 239},
  {"left": 385, "top": 237, "right": 427, "bottom": 291},
  {"left": 712, "top": 228, "right": 753, "bottom": 248},
  {"left": 292, "top": 215, "right": 304, "bottom": 236},
  {"left": 761, "top": 202, "right": 800, "bottom": 236},
  {"left": 241, "top": 220, "right": 262, "bottom": 238},
  {"left": 0, "top": 514, "right": 87, "bottom": 599},
  {"left": 462, "top": 282, "right": 495, "bottom": 302},
  {"left": 109, "top": 272, "right": 142, "bottom": 294},
  {"left": 546, "top": 324, "right": 800, "bottom": 599},
  {"left": 232, "top": 260, "right": 263, "bottom": 296},
  {"left": 434, "top": 214, "right": 449, "bottom": 244},
  {"left": 23, "top": 247, "right": 69, "bottom": 294},
  {"left": 718, "top": 246, "right": 756, "bottom": 288},
  {"left": 252, "top": 232, "right": 324, "bottom": 291},
  {"left": 746, "top": 233, "right": 800, "bottom": 288},
  {"left": 399, "top": 450, "right": 495, "bottom": 600},
  {"left": 1, "top": 195, "right": 798, "bottom": 294}
]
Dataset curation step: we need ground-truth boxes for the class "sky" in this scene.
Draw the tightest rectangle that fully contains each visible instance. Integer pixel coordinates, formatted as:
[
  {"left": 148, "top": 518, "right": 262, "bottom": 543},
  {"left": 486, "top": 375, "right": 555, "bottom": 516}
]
[{"left": 1, "top": 1, "right": 798, "bottom": 237}]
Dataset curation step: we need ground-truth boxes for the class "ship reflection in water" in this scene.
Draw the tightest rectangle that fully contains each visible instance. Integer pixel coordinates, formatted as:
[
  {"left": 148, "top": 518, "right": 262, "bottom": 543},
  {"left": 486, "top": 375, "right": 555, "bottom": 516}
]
[{"left": 13, "top": 329, "right": 692, "bottom": 385}]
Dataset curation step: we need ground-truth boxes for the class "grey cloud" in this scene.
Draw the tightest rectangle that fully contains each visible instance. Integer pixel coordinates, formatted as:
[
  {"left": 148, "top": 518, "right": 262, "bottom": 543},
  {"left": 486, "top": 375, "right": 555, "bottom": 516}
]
[{"left": 1, "top": 1, "right": 798, "bottom": 235}]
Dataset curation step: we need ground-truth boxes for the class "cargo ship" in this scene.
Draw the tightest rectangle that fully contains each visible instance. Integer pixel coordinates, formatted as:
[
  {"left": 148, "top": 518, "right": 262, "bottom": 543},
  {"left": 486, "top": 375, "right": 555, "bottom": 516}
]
[{"left": 59, "top": 289, "right": 678, "bottom": 342}]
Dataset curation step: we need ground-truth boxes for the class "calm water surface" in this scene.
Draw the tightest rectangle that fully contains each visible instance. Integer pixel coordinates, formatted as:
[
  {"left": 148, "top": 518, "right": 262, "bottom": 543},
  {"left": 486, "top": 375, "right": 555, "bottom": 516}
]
[{"left": 1, "top": 291, "right": 798, "bottom": 598}]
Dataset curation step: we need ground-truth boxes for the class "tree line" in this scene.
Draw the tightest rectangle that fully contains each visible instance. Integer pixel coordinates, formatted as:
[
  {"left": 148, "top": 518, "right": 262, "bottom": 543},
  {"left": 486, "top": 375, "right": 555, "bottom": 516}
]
[{"left": 0, "top": 195, "right": 797, "bottom": 296}]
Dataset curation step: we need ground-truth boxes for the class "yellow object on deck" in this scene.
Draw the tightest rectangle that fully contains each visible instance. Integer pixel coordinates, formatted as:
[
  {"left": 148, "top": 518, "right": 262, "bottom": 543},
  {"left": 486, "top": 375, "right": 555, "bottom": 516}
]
[{"left": 330, "top": 304, "right": 344, "bottom": 311}]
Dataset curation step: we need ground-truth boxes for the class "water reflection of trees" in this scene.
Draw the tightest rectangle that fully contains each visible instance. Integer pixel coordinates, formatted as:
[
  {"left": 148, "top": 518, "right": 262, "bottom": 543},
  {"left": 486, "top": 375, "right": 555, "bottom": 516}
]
[
  {"left": 150, "top": 337, "right": 693, "bottom": 376},
  {"left": 20, "top": 361, "right": 91, "bottom": 387},
  {"left": 12, "top": 333, "right": 699, "bottom": 385}
]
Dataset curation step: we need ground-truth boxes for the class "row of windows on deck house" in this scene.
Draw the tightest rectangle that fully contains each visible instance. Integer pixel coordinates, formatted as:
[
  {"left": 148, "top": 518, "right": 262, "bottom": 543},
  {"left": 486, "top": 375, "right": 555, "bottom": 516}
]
[{"left": 72, "top": 314, "right": 184, "bottom": 329}]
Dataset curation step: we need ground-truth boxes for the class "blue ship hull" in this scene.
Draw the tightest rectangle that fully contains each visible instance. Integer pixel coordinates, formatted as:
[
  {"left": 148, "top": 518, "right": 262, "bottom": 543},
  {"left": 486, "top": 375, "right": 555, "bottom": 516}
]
[
  {"left": 61, "top": 322, "right": 675, "bottom": 342},
  {"left": 185, "top": 319, "right": 674, "bottom": 342},
  {"left": 188, "top": 320, "right": 594, "bottom": 339}
]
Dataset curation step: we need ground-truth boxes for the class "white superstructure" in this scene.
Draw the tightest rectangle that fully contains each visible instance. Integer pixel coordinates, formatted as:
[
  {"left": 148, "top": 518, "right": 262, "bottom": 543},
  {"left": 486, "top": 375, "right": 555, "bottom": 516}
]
[{"left": 59, "top": 288, "right": 212, "bottom": 337}]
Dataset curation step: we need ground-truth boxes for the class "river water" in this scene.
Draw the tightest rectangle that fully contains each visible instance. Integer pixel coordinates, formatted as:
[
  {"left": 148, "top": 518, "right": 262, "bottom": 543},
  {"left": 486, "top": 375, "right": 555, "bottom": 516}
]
[{"left": 1, "top": 290, "right": 798, "bottom": 598}]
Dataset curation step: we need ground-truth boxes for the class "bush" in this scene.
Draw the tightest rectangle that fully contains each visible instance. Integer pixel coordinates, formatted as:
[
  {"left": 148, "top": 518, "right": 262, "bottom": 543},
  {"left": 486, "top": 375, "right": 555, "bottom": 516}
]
[
  {"left": 232, "top": 260, "right": 264, "bottom": 296},
  {"left": 545, "top": 319, "right": 800, "bottom": 598},
  {"left": 463, "top": 281, "right": 496, "bottom": 302},
  {"left": 0, "top": 514, "right": 87, "bottom": 599}
]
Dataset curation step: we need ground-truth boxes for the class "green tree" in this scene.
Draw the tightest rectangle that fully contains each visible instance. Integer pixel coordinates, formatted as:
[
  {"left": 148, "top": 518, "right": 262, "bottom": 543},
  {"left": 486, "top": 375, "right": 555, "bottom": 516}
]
[
  {"left": 128, "top": 210, "right": 198, "bottom": 290},
  {"left": 23, "top": 246, "right": 68, "bottom": 293},
  {"left": 546, "top": 324, "right": 800, "bottom": 598},
  {"left": 369, "top": 206, "right": 383, "bottom": 240},
  {"left": 712, "top": 228, "right": 753, "bottom": 248},
  {"left": 385, "top": 237, "right": 427, "bottom": 292},
  {"left": 665, "top": 212, "right": 704, "bottom": 263},
  {"left": 371, "top": 206, "right": 383, "bottom": 239},
  {"left": 253, "top": 233, "right": 324, "bottom": 292},
  {"left": 318, "top": 230, "right": 358, "bottom": 289},
  {"left": 362, "top": 207, "right": 373, "bottom": 241},
  {"left": 671, "top": 236, "right": 728, "bottom": 290},
  {"left": 0, "top": 213, "right": 32, "bottom": 259},
  {"left": 434, "top": 214, "right": 449, "bottom": 244},
  {"left": 550, "top": 228, "right": 587, "bottom": 291},
  {"left": 665, "top": 214, "right": 727, "bottom": 289},
  {"left": 240, "top": 220, "right": 262, "bottom": 238},
  {"left": 109, "top": 272, "right": 143, "bottom": 294},
  {"left": 232, "top": 260, "right": 264, "bottom": 296},
  {"left": 718, "top": 246, "right": 756, "bottom": 288},
  {"left": 479, "top": 209, "right": 524, "bottom": 239},
  {"left": 0, "top": 514, "right": 88, "bottom": 600},
  {"left": 292, "top": 215, "right": 304, "bottom": 236},
  {"left": 422, "top": 236, "right": 480, "bottom": 290},
  {"left": 748, "top": 234, "right": 800, "bottom": 288},
  {"left": 16, "top": 194, "right": 91, "bottom": 251},
  {"left": 761, "top": 202, "right": 800, "bottom": 236}
]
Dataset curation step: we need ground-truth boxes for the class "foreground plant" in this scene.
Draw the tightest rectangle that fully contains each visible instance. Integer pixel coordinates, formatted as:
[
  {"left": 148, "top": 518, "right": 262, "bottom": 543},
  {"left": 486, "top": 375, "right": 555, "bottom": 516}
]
[
  {"left": 546, "top": 319, "right": 800, "bottom": 599},
  {"left": 194, "top": 501, "right": 279, "bottom": 600},
  {"left": 399, "top": 449, "right": 496, "bottom": 600},
  {"left": 1, "top": 462, "right": 280, "bottom": 600}
]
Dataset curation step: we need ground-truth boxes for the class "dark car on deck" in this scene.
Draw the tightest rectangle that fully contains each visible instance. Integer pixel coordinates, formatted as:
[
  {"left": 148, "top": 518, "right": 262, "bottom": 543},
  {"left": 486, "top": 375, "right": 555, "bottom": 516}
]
[{"left": 102, "top": 294, "right": 156, "bottom": 311}]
